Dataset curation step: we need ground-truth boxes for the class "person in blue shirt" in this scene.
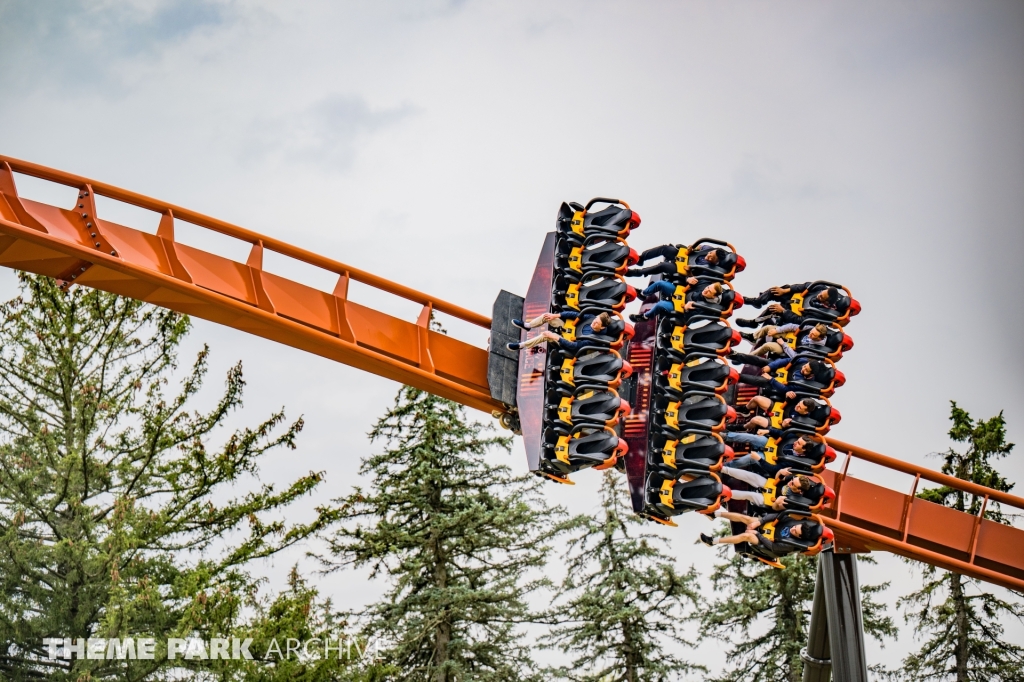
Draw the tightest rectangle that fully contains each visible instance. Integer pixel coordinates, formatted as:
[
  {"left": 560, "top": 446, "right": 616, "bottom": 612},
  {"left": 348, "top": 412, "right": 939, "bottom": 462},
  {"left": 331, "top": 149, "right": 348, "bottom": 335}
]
[
  {"left": 507, "top": 310, "right": 613, "bottom": 354},
  {"left": 628, "top": 278, "right": 724, "bottom": 323}
]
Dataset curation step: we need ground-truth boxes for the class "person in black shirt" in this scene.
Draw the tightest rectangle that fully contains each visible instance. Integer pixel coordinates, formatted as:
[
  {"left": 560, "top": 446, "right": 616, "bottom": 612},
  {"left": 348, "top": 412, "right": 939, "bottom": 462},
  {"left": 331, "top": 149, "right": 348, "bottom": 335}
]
[
  {"left": 698, "top": 510, "right": 823, "bottom": 556},
  {"left": 747, "top": 283, "right": 848, "bottom": 313},
  {"left": 736, "top": 284, "right": 849, "bottom": 328},
  {"left": 744, "top": 397, "right": 831, "bottom": 432},
  {"left": 626, "top": 243, "right": 726, "bottom": 278},
  {"left": 738, "top": 357, "right": 829, "bottom": 411},
  {"left": 720, "top": 468, "right": 819, "bottom": 511}
]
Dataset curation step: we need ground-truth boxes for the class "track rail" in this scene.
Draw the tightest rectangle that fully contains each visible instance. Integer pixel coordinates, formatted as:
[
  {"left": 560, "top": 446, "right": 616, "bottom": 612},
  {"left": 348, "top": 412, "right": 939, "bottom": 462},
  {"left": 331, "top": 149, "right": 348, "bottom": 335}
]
[
  {"left": 822, "top": 439, "right": 1024, "bottom": 593},
  {"left": 1, "top": 156, "right": 1022, "bottom": 591},
  {"left": 0, "top": 155, "right": 503, "bottom": 414}
]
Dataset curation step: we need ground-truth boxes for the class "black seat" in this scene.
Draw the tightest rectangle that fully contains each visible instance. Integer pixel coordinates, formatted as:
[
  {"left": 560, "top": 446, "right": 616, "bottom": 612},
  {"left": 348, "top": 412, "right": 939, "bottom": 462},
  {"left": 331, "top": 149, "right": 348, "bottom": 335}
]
[
  {"left": 574, "top": 273, "right": 635, "bottom": 312},
  {"left": 644, "top": 470, "right": 729, "bottom": 518},
  {"left": 659, "top": 319, "right": 740, "bottom": 358},
  {"left": 554, "top": 199, "right": 639, "bottom": 243},
  {"left": 542, "top": 424, "right": 625, "bottom": 475},
  {"left": 582, "top": 204, "right": 637, "bottom": 239},
  {"left": 672, "top": 474, "right": 727, "bottom": 512},
  {"left": 665, "top": 239, "right": 744, "bottom": 282},
  {"left": 580, "top": 237, "right": 635, "bottom": 274},
  {"left": 651, "top": 430, "right": 732, "bottom": 474},
  {"left": 556, "top": 348, "right": 628, "bottom": 389},
  {"left": 675, "top": 394, "right": 731, "bottom": 431},
  {"left": 555, "top": 201, "right": 585, "bottom": 241},
  {"left": 656, "top": 355, "right": 736, "bottom": 396},
  {"left": 559, "top": 386, "right": 624, "bottom": 426},
  {"left": 555, "top": 236, "right": 636, "bottom": 278},
  {"left": 655, "top": 394, "right": 732, "bottom": 434}
]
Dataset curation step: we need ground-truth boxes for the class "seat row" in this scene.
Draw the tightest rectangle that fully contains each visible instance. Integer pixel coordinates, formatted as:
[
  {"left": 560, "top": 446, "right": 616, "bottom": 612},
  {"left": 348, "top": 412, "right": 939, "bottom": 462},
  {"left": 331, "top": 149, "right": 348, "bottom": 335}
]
[
  {"left": 538, "top": 200, "right": 641, "bottom": 484},
  {"left": 720, "top": 281, "right": 862, "bottom": 566},
  {"left": 631, "top": 240, "right": 747, "bottom": 525}
]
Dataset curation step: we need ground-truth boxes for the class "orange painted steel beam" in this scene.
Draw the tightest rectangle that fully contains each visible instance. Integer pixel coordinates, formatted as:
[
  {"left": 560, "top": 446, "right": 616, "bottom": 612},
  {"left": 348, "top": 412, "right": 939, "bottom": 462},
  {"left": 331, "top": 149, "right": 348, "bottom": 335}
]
[
  {"left": 0, "top": 155, "right": 503, "bottom": 414},
  {"left": 821, "top": 439, "right": 1024, "bottom": 593}
]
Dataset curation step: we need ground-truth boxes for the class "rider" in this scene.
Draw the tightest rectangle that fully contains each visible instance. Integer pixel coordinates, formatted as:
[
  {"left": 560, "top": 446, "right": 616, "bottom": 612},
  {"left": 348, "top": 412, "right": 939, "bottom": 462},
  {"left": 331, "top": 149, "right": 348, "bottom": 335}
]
[
  {"left": 628, "top": 278, "right": 725, "bottom": 323},
  {"left": 698, "top": 509, "right": 823, "bottom": 554},
  {"left": 719, "top": 467, "right": 823, "bottom": 511},
  {"left": 625, "top": 243, "right": 726, "bottom": 278},
  {"left": 737, "top": 357, "right": 830, "bottom": 407},
  {"left": 736, "top": 285, "right": 848, "bottom": 328},
  {"left": 747, "top": 283, "right": 849, "bottom": 314},
  {"left": 743, "top": 397, "right": 831, "bottom": 432},
  {"left": 743, "top": 322, "right": 831, "bottom": 358},
  {"left": 722, "top": 431, "right": 819, "bottom": 473},
  {"left": 507, "top": 311, "right": 613, "bottom": 354}
]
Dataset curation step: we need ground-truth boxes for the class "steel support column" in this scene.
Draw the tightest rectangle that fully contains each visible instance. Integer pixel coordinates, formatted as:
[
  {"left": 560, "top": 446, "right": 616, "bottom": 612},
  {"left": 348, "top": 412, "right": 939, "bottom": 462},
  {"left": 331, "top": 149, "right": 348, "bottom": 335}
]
[
  {"left": 801, "top": 559, "right": 831, "bottom": 682},
  {"left": 802, "top": 551, "right": 868, "bottom": 682}
]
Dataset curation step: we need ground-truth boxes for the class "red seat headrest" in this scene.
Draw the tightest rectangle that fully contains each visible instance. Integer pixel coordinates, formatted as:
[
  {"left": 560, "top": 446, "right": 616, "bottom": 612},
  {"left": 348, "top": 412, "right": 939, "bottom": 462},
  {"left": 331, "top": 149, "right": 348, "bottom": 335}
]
[
  {"left": 848, "top": 298, "right": 861, "bottom": 316},
  {"left": 821, "top": 526, "right": 835, "bottom": 544},
  {"left": 620, "top": 360, "right": 633, "bottom": 378},
  {"left": 833, "top": 369, "right": 846, "bottom": 387},
  {"left": 723, "top": 445, "right": 735, "bottom": 462},
  {"left": 728, "top": 367, "right": 739, "bottom": 385},
  {"left": 721, "top": 485, "right": 732, "bottom": 501},
  {"left": 627, "top": 247, "right": 639, "bottom": 266},
  {"left": 625, "top": 284, "right": 637, "bottom": 303},
  {"left": 628, "top": 211, "right": 641, "bottom": 229},
  {"left": 725, "top": 405, "right": 737, "bottom": 423},
  {"left": 824, "top": 446, "right": 838, "bottom": 462},
  {"left": 734, "top": 293, "right": 744, "bottom": 308},
  {"left": 623, "top": 322, "right": 636, "bottom": 339},
  {"left": 618, "top": 399, "right": 631, "bottom": 416},
  {"left": 829, "top": 408, "right": 842, "bottom": 424},
  {"left": 731, "top": 329, "right": 742, "bottom": 347},
  {"left": 734, "top": 254, "right": 746, "bottom": 272},
  {"left": 841, "top": 333, "right": 854, "bottom": 351},
  {"left": 823, "top": 486, "right": 836, "bottom": 503},
  {"left": 615, "top": 438, "right": 629, "bottom": 457}
]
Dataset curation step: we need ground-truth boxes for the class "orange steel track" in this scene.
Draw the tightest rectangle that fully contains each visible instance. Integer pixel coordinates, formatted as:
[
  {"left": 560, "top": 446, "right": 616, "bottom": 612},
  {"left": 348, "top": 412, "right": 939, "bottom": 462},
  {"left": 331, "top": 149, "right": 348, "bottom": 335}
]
[
  {"left": 0, "top": 155, "right": 503, "bottom": 414},
  {"left": 821, "top": 440, "right": 1024, "bottom": 593},
  {"left": 0, "top": 156, "right": 1022, "bottom": 593}
]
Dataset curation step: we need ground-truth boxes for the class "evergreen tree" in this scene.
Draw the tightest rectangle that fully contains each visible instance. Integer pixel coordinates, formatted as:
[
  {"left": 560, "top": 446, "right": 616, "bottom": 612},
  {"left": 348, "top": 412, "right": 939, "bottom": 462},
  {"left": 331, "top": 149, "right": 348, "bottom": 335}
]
[
  {"left": 321, "top": 386, "right": 563, "bottom": 682},
  {"left": 700, "top": 545, "right": 894, "bottom": 682},
  {"left": 893, "top": 402, "right": 1024, "bottom": 682},
  {"left": 216, "top": 566, "right": 393, "bottom": 681},
  {"left": 540, "top": 470, "right": 705, "bottom": 682},
  {"left": 0, "top": 275, "right": 331, "bottom": 681}
]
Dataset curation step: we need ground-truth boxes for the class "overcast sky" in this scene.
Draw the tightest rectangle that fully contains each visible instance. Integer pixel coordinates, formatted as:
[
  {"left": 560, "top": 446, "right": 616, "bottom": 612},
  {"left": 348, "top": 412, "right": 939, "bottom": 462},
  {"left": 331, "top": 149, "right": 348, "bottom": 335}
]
[{"left": 1, "top": 0, "right": 1022, "bottom": 672}]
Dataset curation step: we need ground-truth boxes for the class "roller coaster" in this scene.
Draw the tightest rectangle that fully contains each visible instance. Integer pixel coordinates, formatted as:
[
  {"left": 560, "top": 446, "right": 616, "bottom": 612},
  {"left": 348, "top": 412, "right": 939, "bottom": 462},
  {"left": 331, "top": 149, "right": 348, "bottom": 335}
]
[{"left": 0, "top": 156, "right": 1021, "bottom": 682}]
